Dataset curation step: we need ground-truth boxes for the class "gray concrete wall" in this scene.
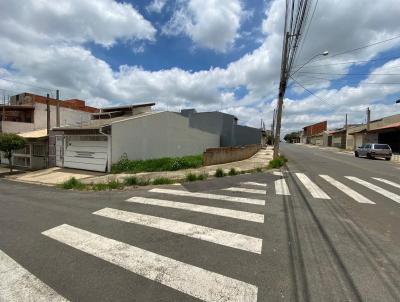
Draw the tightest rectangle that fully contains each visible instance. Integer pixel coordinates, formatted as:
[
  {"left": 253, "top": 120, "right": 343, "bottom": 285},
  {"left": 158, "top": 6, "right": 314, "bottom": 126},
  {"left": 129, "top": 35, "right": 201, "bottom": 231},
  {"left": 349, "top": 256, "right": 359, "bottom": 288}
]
[
  {"left": 111, "top": 112, "right": 219, "bottom": 162},
  {"left": 203, "top": 145, "right": 260, "bottom": 166},
  {"left": 234, "top": 125, "right": 261, "bottom": 146}
]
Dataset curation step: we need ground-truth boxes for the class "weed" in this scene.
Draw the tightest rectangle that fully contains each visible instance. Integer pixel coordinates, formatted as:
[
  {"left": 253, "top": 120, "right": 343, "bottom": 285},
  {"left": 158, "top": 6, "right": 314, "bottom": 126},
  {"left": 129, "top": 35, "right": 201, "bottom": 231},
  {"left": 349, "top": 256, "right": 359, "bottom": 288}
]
[
  {"left": 124, "top": 176, "right": 138, "bottom": 186},
  {"left": 108, "top": 180, "right": 123, "bottom": 190},
  {"left": 186, "top": 173, "right": 198, "bottom": 182},
  {"left": 59, "top": 177, "right": 86, "bottom": 190},
  {"left": 197, "top": 173, "right": 208, "bottom": 180},
  {"left": 256, "top": 167, "right": 263, "bottom": 172},
  {"left": 228, "top": 168, "right": 238, "bottom": 176},
  {"left": 137, "top": 179, "right": 150, "bottom": 186},
  {"left": 91, "top": 183, "right": 109, "bottom": 191},
  {"left": 268, "top": 156, "right": 288, "bottom": 169},
  {"left": 152, "top": 177, "right": 174, "bottom": 185},
  {"left": 215, "top": 168, "right": 225, "bottom": 177}
]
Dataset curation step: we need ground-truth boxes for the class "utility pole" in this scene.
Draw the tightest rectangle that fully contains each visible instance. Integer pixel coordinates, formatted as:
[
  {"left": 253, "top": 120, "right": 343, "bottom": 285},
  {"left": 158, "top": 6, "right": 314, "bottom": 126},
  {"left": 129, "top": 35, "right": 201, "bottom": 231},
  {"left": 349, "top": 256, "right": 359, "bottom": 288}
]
[
  {"left": 271, "top": 109, "right": 276, "bottom": 145},
  {"left": 273, "top": 32, "right": 290, "bottom": 159},
  {"left": 366, "top": 107, "right": 371, "bottom": 131},
  {"left": 46, "top": 94, "right": 50, "bottom": 135}
]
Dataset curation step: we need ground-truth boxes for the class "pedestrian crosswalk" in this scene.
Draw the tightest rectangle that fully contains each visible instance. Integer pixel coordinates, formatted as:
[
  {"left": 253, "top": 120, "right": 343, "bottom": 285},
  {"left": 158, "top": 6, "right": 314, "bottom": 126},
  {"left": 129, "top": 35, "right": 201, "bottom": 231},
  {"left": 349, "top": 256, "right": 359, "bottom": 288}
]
[{"left": 3, "top": 172, "right": 400, "bottom": 301}]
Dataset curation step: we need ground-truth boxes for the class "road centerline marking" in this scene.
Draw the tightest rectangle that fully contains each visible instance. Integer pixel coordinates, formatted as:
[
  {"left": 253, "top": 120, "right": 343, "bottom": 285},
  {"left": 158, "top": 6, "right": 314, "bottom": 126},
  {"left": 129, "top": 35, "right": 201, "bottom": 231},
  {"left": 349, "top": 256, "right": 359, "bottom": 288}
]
[
  {"left": 149, "top": 188, "right": 265, "bottom": 206},
  {"left": 126, "top": 197, "right": 264, "bottom": 223},
  {"left": 346, "top": 176, "right": 400, "bottom": 204},
  {"left": 42, "top": 224, "right": 258, "bottom": 302},
  {"left": 0, "top": 249, "right": 68, "bottom": 302},
  {"left": 319, "top": 175, "right": 375, "bottom": 204},
  {"left": 93, "top": 208, "right": 262, "bottom": 254},
  {"left": 295, "top": 173, "right": 331, "bottom": 199}
]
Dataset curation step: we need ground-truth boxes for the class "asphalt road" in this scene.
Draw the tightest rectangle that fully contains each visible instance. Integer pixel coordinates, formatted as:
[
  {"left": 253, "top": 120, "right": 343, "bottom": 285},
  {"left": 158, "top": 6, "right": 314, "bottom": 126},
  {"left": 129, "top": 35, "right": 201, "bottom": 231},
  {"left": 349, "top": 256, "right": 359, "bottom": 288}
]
[{"left": 0, "top": 144, "right": 399, "bottom": 301}]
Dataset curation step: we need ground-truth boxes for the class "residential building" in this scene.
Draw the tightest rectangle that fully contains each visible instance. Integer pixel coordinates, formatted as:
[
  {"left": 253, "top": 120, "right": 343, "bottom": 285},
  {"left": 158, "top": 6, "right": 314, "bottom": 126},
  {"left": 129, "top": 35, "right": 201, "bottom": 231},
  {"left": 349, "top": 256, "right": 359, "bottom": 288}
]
[
  {"left": 0, "top": 92, "right": 98, "bottom": 170},
  {"left": 51, "top": 104, "right": 219, "bottom": 172},
  {"left": 302, "top": 121, "right": 327, "bottom": 146}
]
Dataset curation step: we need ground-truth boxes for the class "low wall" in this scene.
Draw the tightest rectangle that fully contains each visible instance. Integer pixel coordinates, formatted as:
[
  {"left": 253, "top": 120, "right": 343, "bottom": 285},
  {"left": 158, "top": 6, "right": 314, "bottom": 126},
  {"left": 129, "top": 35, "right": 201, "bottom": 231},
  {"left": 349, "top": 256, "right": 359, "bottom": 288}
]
[{"left": 203, "top": 144, "right": 260, "bottom": 166}]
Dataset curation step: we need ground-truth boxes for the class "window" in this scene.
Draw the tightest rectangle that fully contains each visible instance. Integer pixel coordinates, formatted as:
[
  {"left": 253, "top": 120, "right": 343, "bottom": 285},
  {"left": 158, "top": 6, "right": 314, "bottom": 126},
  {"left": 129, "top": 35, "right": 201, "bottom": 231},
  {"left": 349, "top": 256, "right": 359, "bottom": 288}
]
[{"left": 373, "top": 144, "right": 390, "bottom": 150}]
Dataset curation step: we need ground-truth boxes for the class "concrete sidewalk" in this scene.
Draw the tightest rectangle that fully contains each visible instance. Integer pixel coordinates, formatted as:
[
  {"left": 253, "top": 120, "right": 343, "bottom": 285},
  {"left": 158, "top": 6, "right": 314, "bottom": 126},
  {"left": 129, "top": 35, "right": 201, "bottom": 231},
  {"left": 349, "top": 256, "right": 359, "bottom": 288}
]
[{"left": 7, "top": 148, "right": 273, "bottom": 186}]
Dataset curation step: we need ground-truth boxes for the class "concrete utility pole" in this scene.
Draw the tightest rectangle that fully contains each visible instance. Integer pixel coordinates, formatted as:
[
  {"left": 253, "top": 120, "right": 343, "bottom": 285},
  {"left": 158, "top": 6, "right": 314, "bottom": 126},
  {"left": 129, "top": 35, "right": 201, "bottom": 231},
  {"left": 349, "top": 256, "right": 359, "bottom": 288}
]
[
  {"left": 366, "top": 107, "right": 371, "bottom": 131},
  {"left": 56, "top": 90, "right": 60, "bottom": 127},
  {"left": 271, "top": 109, "right": 276, "bottom": 145},
  {"left": 273, "top": 32, "right": 289, "bottom": 159}
]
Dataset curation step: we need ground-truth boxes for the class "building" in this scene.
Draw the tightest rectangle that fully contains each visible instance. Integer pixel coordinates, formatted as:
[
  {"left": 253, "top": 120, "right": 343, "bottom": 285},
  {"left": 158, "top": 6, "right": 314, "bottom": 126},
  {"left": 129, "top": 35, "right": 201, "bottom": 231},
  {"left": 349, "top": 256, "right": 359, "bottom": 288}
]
[
  {"left": 51, "top": 104, "right": 220, "bottom": 172},
  {"left": 0, "top": 92, "right": 98, "bottom": 170},
  {"left": 329, "top": 128, "right": 347, "bottom": 148},
  {"left": 302, "top": 121, "right": 327, "bottom": 146},
  {"left": 180, "top": 109, "right": 262, "bottom": 147},
  {"left": 347, "top": 113, "right": 400, "bottom": 152}
]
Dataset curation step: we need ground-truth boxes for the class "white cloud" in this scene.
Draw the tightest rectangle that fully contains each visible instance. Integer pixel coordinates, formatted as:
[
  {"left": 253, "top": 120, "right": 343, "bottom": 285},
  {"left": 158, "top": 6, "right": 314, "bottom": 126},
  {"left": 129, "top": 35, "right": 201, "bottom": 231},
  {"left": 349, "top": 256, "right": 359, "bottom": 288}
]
[
  {"left": 0, "top": 0, "right": 156, "bottom": 47},
  {"left": 163, "top": 0, "right": 243, "bottom": 52},
  {"left": 146, "top": 0, "right": 168, "bottom": 14}
]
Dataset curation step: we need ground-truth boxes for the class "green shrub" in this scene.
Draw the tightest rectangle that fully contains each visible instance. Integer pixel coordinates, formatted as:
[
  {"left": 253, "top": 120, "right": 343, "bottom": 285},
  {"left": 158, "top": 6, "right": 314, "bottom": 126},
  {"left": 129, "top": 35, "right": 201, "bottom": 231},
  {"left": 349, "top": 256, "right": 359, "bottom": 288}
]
[
  {"left": 215, "top": 168, "right": 225, "bottom": 177},
  {"left": 268, "top": 156, "right": 288, "bottom": 169},
  {"left": 186, "top": 173, "right": 198, "bottom": 182},
  {"left": 228, "top": 168, "right": 238, "bottom": 176},
  {"left": 91, "top": 183, "right": 110, "bottom": 191},
  {"left": 60, "top": 177, "right": 86, "bottom": 190},
  {"left": 137, "top": 179, "right": 150, "bottom": 186},
  {"left": 111, "top": 154, "right": 203, "bottom": 174},
  {"left": 124, "top": 176, "right": 138, "bottom": 186},
  {"left": 152, "top": 177, "right": 174, "bottom": 185}
]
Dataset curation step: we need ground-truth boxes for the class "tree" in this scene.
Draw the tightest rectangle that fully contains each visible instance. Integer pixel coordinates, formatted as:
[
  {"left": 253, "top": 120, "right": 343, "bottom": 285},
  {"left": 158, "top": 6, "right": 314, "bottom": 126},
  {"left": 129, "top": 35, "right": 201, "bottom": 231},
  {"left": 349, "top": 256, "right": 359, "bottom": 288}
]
[
  {"left": 284, "top": 132, "right": 300, "bottom": 143},
  {"left": 0, "top": 133, "right": 26, "bottom": 173}
]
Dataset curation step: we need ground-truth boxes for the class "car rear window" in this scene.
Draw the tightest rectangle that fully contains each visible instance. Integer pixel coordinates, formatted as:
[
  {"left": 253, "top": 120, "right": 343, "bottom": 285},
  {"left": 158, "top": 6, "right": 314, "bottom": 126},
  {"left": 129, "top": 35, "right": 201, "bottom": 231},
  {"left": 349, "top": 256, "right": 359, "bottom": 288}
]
[{"left": 374, "top": 144, "right": 390, "bottom": 149}]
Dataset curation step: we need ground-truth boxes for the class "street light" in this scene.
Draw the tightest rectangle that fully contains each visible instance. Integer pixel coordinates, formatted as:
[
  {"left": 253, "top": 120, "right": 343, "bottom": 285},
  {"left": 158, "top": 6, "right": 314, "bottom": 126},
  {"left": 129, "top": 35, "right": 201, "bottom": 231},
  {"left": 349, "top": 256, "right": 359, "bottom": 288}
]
[
  {"left": 290, "top": 51, "right": 329, "bottom": 76},
  {"left": 396, "top": 99, "right": 400, "bottom": 104}
]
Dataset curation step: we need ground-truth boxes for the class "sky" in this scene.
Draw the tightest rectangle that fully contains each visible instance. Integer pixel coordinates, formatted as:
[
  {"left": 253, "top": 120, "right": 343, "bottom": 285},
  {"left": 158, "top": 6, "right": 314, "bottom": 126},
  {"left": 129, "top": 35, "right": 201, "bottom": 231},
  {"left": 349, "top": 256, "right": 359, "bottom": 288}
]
[{"left": 0, "top": 0, "right": 400, "bottom": 134}]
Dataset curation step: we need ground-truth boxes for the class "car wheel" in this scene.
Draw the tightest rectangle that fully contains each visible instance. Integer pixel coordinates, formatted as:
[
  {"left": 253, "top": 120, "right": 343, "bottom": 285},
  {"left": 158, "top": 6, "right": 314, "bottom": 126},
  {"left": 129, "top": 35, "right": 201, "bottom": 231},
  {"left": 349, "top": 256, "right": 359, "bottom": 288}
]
[
  {"left": 355, "top": 152, "right": 359, "bottom": 157},
  {"left": 385, "top": 157, "right": 391, "bottom": 161},
  {"left": 367, "top": 153, "right": 372, "bottom": 159}
]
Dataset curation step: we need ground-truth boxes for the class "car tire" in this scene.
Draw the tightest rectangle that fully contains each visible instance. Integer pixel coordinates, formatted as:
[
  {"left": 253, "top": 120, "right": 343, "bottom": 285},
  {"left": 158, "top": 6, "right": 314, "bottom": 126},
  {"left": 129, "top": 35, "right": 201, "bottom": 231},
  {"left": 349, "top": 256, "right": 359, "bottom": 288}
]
[
  {"left": 385, "top": 157, "right": 391, "bottom": 161},
  {"left": 367, "top": 153, "right": 373, "bottom": 159},
  {"left": 355, "top": 152, "right": 359, "bottom": 157}
]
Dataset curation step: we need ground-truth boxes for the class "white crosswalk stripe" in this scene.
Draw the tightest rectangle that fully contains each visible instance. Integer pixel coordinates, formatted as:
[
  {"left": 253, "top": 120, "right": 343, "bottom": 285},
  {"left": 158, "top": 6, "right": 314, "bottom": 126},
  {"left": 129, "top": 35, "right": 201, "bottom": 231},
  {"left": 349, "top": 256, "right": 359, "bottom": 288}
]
[
  {"left": 126, "top": 197, "right": 264, "bottom": 223},
  {"left": 275, "top": 179, "right": 290, "bottom": 195},
  {"left": 0, "top": 249, "right": 68, "bottom": 302},
  {"left": 295, "top": 173, "right": 331, "bottom": 199},
  {"left": 223, "top": 187, "right": 266, "bottom": 195},
  {"left": 320, "top": 175, "right": 375, "bottom": 204},
  {"left": 346, "top": 176, "right": 400, "bottom": 204},
  {"left": 94, "top": 208, "right": 262, "bottom": 254},
  {"left": 240, "top": 182, "right": 267, "bottom": 187},
  {"left": 372, "top": 177, "right": 400, "bottom": 189},
  {"left": 42, "top": 224, "right": 258, "bottom": 302},
  {"left": 150, "top": 188, "right": 265, "bottom": 205}
]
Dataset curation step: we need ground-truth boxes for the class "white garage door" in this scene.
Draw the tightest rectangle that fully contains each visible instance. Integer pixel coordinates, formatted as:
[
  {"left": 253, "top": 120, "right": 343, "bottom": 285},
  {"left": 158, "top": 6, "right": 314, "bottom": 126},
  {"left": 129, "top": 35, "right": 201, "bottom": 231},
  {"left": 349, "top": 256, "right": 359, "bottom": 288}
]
[{"left": 63, "top": 135, "right": 108, "bottom": 172}]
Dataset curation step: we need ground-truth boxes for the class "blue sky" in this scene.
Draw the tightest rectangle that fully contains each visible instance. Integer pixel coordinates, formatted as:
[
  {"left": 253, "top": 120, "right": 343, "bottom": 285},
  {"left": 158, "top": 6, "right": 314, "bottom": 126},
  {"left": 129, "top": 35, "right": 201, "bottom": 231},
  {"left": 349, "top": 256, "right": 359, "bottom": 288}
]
[{"left": 0, "top": 0, "right": 399, "bottom": 133}]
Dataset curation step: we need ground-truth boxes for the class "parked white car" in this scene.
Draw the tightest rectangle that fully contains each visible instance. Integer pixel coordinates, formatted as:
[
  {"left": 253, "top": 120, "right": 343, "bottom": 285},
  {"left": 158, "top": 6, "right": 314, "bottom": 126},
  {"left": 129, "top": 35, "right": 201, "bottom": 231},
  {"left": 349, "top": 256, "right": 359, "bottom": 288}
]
[{"left": 355, "top": 144, "right": 392, "bottom": 160}]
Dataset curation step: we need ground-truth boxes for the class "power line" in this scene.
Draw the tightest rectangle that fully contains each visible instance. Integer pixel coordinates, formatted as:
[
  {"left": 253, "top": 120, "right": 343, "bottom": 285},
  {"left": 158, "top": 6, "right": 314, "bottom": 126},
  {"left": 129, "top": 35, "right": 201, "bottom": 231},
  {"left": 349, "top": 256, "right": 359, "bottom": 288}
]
[
  {"left": 297, "top": 55, "right": 400, "bottom": 68},
  {"left": 312, "top": 34, "right": 400, "bottom": 62},
  {"left": 289, "top": 75, "right": 330, "bottom": 104},
  {"left": 298, "top": 71, "right": 400, "bottom": 76},
  {"left": 0, "top": 77, "right": 55, "bottom": 92}
]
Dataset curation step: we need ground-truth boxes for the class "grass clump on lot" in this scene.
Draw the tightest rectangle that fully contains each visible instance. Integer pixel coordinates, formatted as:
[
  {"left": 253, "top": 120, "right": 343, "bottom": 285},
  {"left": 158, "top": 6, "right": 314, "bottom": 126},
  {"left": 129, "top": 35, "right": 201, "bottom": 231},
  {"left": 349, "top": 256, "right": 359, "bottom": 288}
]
[
  {"left": 215, "top": 168, "right": 226, "bottom": 178},
  {"left": 228, "top": 168, "right": 238, "bottom": 176},
  {"left": 185, "top": 172, "right": 208, "bottom": 182},
  {"left": 124, "top": 176, "right": 138, "bottom": 186},
  {"left": 152, "top": 177, "right": 174, "bottom": 185},
  {"left": 268, "top": 156, "right": 288, "bottom": 169},
  {"left": 59, "top": 177, "right": 86, "bottom": 190},
  {"left": 111, "top": 154, "right": 203, "bottom": 174}
]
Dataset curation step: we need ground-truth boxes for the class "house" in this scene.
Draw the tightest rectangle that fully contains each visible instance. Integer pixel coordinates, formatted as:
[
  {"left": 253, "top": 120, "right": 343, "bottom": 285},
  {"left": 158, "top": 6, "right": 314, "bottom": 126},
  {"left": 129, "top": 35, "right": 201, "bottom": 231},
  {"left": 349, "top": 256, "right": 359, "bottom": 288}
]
[
  {"left": 51, "top": 104, "right": 220, "bottom": 172},
  {"left": 329, "top": 128, "right": 347, "bottom": 149},
  {"left": 302, "top": 121, "right": 327, "bottom": 146},
  {"left": 0, "top": 92, "right": 98, "bottom": 169},
  {"left": 346, "top": 113, "right": 400, "bottom": 152},
  {"left": 180, "top": 109, "right": 262, "bottom": 147}
]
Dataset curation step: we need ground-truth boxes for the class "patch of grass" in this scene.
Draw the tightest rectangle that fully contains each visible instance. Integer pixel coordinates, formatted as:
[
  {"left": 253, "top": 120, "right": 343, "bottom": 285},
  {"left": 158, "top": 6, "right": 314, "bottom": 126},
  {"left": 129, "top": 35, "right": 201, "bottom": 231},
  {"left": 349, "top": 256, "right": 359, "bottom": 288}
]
[
  {"left": 185, "top": 172, "right": 208, "bottom": 182},
  {"left": 124, "top": 176, "right": 138, "bottom": 186},
  {"left": 59, "top": 177, "right": 86, "bottom": 190},
  {"left": 152, "top": 177, "right": 174, "bottom": 185},
  {"left": 111, "top": 154, "right": 203, "bottom": 174},
  {"left": 186, "top": 172, "right": 198, "bottom": 182},
  {"left": 91, "top": 183, "right": 110, "bottom": 191},
  {"left": 268, "top": 156, "right": 288, "bottom": 169},
  {"left": 228, "top": 168, "right": 238, "bottom": 176},
  {"left": 108, "top": 180, "right": 123, "bottom": 190},
  {"left": 215, "top": 168, "right": 225, "bottom": 178},
  {"left": 256, "top": 167, "right": 263, "bottom": 172},
  {"left": 137, "top": 179, "right": 150, "bottom": 186}
]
